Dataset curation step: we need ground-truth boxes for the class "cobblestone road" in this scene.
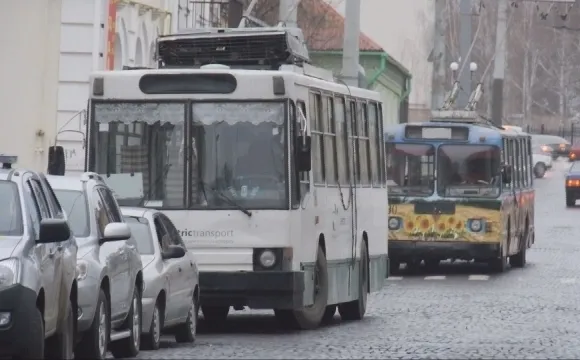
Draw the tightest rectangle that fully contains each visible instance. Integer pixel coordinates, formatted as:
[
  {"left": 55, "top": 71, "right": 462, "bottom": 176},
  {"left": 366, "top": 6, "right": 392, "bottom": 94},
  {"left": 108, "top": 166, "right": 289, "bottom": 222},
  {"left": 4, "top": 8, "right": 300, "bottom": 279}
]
[{"left": 132, "top": 160, "right": 578, "bottom": 359}]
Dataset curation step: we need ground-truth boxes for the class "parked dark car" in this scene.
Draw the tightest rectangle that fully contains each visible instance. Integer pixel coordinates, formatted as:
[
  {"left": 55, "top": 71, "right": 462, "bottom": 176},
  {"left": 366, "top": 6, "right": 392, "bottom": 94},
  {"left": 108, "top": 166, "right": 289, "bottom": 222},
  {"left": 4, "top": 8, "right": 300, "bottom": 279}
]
[{"left": 565, "top": 161, "right": 580, "bottom": 206}]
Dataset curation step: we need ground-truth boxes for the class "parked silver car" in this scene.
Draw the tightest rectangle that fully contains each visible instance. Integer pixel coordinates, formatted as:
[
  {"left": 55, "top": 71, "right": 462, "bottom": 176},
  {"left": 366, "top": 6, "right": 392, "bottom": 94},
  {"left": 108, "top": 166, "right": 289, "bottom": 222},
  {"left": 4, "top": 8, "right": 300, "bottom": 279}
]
[
  {"left": 0, "top": 158, "right": 78, "bottom": 359},
  {"left": 47, "top": 173, "right": 144, "bottom": 359},
  {"left": 121, "top": 207, "right": 199, "bottom": 350}
]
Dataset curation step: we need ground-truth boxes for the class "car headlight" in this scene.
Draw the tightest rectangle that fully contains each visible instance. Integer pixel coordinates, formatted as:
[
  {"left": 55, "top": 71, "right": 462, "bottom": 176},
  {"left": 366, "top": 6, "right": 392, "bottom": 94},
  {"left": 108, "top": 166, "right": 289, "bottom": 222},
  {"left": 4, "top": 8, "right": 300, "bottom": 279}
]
[
  {"left": 469, "top": 219, "right": 483, "bottom": 232},
  {"left": 0, "top": 259, "right": 20, "bottom": 288},
  {"left": 76, "top": 260, "right": 88, "bottom": 281},
  {"left": 388, "top": 217, "right": 401, "bottom": 230},
  {"left": 259, "top": 250, "right": 276, "bottom": 268}
]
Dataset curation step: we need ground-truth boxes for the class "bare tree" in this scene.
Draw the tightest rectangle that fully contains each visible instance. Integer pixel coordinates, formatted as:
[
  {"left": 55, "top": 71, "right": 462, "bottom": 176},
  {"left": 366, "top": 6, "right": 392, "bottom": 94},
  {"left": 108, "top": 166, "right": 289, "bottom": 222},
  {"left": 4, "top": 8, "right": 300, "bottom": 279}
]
[{"left": 236, "top": 0, "right": 346, "bottom": 51}]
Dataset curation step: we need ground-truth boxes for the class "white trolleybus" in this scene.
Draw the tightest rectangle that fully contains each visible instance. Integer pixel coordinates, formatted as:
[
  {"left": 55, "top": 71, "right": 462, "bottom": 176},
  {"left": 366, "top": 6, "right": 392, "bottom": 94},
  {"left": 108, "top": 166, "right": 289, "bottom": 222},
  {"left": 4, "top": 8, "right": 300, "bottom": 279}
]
[{"left": 85, "top": 27, "right": 388, "bottom": 330}]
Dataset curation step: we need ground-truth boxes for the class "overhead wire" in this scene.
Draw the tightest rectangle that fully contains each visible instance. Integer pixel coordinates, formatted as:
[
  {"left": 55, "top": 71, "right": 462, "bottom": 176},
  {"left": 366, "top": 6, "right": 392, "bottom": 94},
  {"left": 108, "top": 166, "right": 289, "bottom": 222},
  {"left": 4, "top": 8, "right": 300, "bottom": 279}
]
[
  {"left": 456, "top": 5, "right": 485, "bottom": 79},
  {"left": 478, "top": 4, "right": 517, "bottom": 82}
]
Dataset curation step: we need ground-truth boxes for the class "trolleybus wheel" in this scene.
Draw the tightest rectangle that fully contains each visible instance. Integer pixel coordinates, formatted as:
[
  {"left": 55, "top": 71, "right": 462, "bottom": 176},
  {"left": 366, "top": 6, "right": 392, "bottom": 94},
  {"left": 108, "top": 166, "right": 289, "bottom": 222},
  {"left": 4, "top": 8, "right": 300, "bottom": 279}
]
[
  {"left": 275, "top": 245, "right": 328, "bottom": 330},
  {"left": 509, "top": 231, "right": 527, "bottom": 268},
  {"left": 424, "top": 259, "right": 440, "bottom": 270},
  {"left": 202, "top": 306, "right": 229, "bottom": 327},
  {"left": 389, "top": 259, "right": 400, "bottom": 275},
  {"left": 338, "top": 241, "right": 369, "bottom": 321},
  {"left": 321, "top": 305, "right": 336, "bottom": 323}
]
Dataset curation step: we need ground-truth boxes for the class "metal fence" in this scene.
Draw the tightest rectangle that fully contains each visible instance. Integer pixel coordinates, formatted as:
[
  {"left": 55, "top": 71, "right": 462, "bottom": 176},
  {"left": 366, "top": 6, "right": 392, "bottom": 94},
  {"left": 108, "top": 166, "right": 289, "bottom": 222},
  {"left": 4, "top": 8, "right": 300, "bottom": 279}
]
[{"left": 525, "top": 124, "right": 580, "bottom": 145}]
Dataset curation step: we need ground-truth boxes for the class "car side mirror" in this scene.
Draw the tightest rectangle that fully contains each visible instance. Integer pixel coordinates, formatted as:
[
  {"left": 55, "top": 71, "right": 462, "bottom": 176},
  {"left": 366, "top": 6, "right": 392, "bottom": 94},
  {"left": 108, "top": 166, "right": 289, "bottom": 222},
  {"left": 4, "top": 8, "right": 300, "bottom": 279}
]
[
  {"left": 101, "top": 222, "right": 131, "bottom": 243},
  {"left": 162, "top": 245, "right": 186, "bottom": 260},
  {"left": 38, "top": 219, "right": 71, "bottom": 244},
  {"left": 502, "top": 164, "right": 512, "bottom": 184},
  {"left": 296, "top": 135, "right": 311, "bottom": 172}
]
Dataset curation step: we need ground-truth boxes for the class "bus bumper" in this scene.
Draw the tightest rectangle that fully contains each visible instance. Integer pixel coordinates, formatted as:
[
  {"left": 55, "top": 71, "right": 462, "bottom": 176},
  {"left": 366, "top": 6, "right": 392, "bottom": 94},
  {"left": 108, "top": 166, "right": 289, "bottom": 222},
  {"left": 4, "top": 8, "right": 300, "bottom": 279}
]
[
  {"left": 389, "top": 240, "right": 500, "bottom": 261},
  {"left": 199, "top": 271, "right": 305, "bottom": 310}
]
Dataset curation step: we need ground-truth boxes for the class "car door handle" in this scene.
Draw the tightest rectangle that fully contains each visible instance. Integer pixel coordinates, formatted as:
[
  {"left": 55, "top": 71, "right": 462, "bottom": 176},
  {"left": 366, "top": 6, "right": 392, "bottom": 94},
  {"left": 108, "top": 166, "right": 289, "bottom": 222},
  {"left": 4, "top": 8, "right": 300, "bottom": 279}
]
[
  {"left": 178, "top": 267, "right": 182, "bottom": 272},
  {"left": 56, "top": 245, "right": 63, "bottom": 252},
  {"left": 190, "top": 262, "right": 193, "bottom": 267},
  {"left": 48, "top": 249, "right": 56, "bottom": 258}
]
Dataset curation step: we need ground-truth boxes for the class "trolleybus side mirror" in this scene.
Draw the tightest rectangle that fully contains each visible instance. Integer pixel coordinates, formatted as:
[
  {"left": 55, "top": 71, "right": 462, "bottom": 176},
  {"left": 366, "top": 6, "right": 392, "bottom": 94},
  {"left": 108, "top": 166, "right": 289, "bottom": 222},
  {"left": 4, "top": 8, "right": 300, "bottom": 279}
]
[
  {"left": 296, "top": 135, "right": 312, "bottom": 172},
  {"left": 502, "top": 164, "right": 512, "bottom": 184}
]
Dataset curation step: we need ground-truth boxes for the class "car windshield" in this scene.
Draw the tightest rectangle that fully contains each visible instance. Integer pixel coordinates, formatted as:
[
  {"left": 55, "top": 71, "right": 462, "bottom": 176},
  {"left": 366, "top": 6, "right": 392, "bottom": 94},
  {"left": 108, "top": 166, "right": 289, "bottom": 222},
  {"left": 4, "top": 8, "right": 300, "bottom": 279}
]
[
  {"left": 52, "top": 189, "right": 90, "bottom": 237},
  {"left": 190, "top": 102, "right": 287, "bottom": 210},
  {"left": 386, "top": 143, "right": 435, "bottom": 196},
  {"left": 123, "top": 216, "right": 155, "bottom": 255},
  {"left": 0, "top": 181, "right": 23, "bottom": 236},
  {"left": 438, "top": 145, "right": 501, "bottom": 197}
]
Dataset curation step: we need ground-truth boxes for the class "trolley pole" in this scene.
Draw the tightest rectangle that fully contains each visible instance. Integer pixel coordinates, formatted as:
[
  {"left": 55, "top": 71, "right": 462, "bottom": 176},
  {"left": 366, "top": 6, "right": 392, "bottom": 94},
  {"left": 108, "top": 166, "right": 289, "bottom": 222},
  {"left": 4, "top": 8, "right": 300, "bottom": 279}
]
[
  {"left": 457, "top": 0, "right": 473, "bottom": 108},
  {"left": 341, "top": 0, "right": 361, "bottom": 86},
  {"left": 431, "top": 0, "right": 447, "bottom": 109},
  {"left": 279, "top": 0, "right": 298, "bottom": 27},
  {"left": 491, "top": 0, "right": 509, "bottom": 127}
]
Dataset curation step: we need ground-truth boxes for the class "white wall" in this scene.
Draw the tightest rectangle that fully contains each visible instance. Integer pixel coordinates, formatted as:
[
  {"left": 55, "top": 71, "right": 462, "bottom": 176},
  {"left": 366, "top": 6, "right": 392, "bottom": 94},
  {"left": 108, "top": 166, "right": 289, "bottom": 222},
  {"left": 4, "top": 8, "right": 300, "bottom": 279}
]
[
  {"left": 57, "top": 0, "right": 171, "bottom": 174},
  {"left": 329, "top": 0, "right": 433, "bottom": 112},
  {"left": 0, "top": 0, "right": 62, "bottom": 171}
]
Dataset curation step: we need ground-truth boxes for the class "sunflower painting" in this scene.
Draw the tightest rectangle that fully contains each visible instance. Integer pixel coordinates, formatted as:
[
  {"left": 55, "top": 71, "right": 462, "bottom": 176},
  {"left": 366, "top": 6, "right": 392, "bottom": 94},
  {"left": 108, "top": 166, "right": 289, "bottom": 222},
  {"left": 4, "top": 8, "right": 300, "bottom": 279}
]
[{"left": 388, "top": 202, "right": 501, "bottom": 242}]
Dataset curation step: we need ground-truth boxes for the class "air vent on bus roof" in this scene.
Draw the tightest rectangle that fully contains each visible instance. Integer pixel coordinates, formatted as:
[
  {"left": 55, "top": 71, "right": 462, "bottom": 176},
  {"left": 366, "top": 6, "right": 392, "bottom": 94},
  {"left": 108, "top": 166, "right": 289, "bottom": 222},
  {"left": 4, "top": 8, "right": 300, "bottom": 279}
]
[{"left": 156, "top": 27, "right": 311, "bottom": 69}]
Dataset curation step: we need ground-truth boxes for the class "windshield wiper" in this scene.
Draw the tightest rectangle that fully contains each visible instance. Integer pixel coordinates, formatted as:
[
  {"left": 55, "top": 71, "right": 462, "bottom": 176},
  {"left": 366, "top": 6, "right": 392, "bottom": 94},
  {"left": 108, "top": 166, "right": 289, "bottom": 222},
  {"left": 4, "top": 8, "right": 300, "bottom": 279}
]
[
  {"left": 199, "top": 180, "right": 252, "bottom": 217},
  {"left": 211, "top": 187, "right": 252, "bottom": 217}
]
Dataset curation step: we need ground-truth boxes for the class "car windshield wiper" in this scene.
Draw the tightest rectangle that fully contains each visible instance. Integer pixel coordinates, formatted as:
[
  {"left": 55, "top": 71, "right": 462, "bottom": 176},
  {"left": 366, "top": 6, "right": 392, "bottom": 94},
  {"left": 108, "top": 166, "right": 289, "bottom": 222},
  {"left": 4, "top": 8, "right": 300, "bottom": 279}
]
[{"left": 199, "top": 180, "right": 252, "bottom": 217}]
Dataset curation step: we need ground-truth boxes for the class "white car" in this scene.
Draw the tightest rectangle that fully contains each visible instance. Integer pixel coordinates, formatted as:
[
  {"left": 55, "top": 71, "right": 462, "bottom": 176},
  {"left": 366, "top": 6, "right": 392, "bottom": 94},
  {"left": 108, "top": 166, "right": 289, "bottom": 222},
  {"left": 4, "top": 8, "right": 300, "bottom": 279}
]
[
  {"left": 532, "top": 145, "right": 553, "bottom": 178},
  {"left": 121, "top": 207, "right": 199, "bottom": 351}
]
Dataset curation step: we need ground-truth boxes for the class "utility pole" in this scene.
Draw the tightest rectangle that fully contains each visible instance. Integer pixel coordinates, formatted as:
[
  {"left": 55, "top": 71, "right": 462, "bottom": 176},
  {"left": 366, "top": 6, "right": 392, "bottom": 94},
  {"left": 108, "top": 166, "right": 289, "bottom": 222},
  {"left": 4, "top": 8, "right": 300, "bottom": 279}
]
[
  {"left": 491, "top": 0, "right": 509, "bottom": 127},
  {"left": 457, "top": 0, "right": 473, "bottom": 108},
  {"left": 341, "top": 0, "right": 361, "bottom": 86},
  {"left": 279, "top": 0, "right": 298, "bottom": 28},
  {"left": 431, "top": 0, "right": 447, "bottom": 109}
]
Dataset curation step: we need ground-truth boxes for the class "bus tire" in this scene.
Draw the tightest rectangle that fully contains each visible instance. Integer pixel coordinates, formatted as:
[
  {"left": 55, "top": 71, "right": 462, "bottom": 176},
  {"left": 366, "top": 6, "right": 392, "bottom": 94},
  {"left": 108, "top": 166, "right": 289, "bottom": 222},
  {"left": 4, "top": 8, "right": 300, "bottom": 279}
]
[
  {"left": 321, "top": 305, "right": 336, "bottom": 323},
  {"left": 510, "top": 231, "right": 527, "bottom": 268},
  {"left": 201, "top": 306, "right": 229, "bottom": 327},
  {"left": 275, "top": 245, "right": 328, "bottom": 330},
  {"left": 338, "top": 241, "right": 368, "bottom": 321},
  {"left": 389, "top": 259, "right": 400, "bottom": 275}
]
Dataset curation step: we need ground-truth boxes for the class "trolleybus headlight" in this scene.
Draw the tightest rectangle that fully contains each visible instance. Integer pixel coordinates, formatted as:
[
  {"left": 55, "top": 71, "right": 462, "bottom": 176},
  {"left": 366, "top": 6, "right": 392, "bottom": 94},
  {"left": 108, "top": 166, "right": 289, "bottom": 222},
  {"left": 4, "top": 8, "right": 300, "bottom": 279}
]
[
  {"left": 388, "top": 217, "right": 401, "bottom": 230},
  {"left": 469, "top": 219, "right": 483, "bottom": 232},
  {"left": 259, "top": 249, "right": 277, "bottom": 268}
]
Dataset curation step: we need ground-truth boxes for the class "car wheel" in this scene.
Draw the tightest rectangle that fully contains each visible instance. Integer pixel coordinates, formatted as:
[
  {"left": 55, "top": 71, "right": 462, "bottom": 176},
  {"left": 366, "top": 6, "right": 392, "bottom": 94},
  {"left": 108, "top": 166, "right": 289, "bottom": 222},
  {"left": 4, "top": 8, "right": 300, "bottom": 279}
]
[
  {"left": 566, "top": 193, "right": 576, "bottom": 207},
  {"left": 534, "top": 163, "right": 546, "bottom": 178},
  {"left": 45, "top": 299, "right": 75, "bottom": 359},
  {"left": 110, "top": 286, "right": 141, "bottom": 358},
  {"left": 142, "top": 300, "right": 162, "bottom": 350},
  {"left": 75, "top": 289, "right": 109, "bottom": 360},
  {"left": 20, "top": 307, "right": 44, "bottom": 359},
  {"left": 174, "top": 295, "right": 198, "bottom": 343}
]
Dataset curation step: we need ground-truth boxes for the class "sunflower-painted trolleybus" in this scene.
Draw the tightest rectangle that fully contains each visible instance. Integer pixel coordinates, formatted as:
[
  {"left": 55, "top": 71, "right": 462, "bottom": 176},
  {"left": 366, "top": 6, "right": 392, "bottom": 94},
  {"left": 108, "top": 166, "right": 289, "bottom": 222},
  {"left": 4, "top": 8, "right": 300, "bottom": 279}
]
[{"left": 386, "top": 110, "right": 535, "bottom": 273}]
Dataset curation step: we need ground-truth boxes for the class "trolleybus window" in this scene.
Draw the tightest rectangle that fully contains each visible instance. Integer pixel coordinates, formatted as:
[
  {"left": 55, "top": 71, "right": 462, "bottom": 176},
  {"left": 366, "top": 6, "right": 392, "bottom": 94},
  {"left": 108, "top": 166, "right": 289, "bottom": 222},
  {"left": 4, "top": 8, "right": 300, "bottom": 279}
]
[
  {"left": 334, "top": 97, "right": 349, "bottom": 185},
  {"left": 386, "top": 143, "right": 434, "bottom": 196},
  {"left": 437, "top": 144, "right": 501, "bottom": 197},
  {"left": 323, "top": 95, "right": 338, "bottom": 185},
  {"left": 310, "top": 92, "right": 325, "bottom": 184},
  {"left": 92, "top": 102, "right": 186, "bottom": 207},
  {"left": 190, "top": 102, "right": 286, "bottom": 210}
]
